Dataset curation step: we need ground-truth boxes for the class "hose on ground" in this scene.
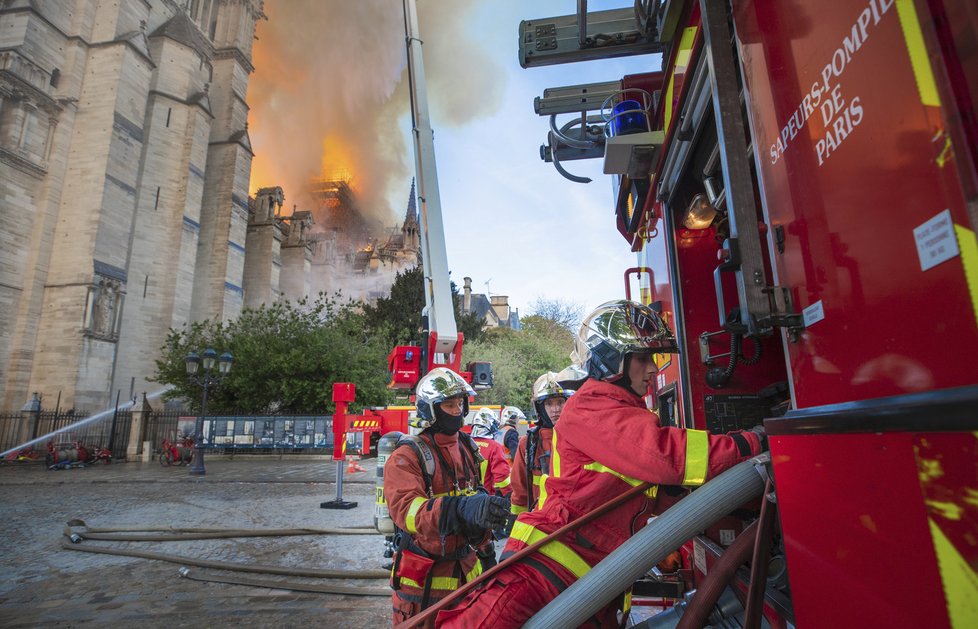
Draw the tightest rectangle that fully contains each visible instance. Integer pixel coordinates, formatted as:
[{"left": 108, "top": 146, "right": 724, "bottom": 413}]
[
  {"left": 65, "top": 518, "right": 377, "bottom": 541},
  {"left": 176, "top": 566, "right": 391, "bottom": 596},
  {"left": 59, "top": 536, "right": 390, "bottom": 579},
  {"left": 524, "top": 455, "right": 768, "bottom": 629}
]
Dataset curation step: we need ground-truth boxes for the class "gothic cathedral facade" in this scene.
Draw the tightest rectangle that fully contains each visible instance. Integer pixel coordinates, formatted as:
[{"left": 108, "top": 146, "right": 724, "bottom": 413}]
[{"left": 0, "top": 0, "right": 264, "bottom": 411}]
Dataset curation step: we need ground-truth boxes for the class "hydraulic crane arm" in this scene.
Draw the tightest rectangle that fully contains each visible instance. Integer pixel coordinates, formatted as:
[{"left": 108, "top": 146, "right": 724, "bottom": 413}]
[{"left": 403, "top": 0, "right": 458, "bottom": 358}]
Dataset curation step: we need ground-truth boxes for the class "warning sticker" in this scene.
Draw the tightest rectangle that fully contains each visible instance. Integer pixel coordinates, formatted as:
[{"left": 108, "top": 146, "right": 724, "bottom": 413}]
[{"left": 914, "top": 209, "right": 960, "bottom": 271}]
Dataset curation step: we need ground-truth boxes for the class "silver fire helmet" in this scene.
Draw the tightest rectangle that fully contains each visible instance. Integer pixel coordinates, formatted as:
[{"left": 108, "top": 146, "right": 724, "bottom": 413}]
[{"left": 572, "top": 300, "right": 678, "bottom": 381}]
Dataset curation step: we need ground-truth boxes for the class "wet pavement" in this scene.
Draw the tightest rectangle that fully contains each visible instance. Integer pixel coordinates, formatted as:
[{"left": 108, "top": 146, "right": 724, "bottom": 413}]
[{"left": 0, "top": 456, "right": 391, "bottom": 628}]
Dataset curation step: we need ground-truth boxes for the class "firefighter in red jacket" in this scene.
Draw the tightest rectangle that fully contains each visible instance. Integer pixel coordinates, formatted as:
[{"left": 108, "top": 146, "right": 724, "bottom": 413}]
[
  {"left": 509, "top": 371, "right": 569, "bottom": 516},
  {"left": 469, "top": 407, "right": 512, "bottom": 499},
  {"left": 436, "top": 300, "right": 766, "bottom": 628},
  {"left": 384, "top": 368, "right": 511, "bottom": 623},
  {"left": 499, "top": 406, "right": 524, "bottom": 462}
]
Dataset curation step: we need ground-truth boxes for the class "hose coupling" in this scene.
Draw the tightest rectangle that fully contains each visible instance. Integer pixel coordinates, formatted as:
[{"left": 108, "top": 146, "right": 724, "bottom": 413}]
[
  {"left": 178, "top": 567, "right": 190, "bottom": 578},
  {"left": 68, "top": 533, "right": 82, "bottom": 544}
]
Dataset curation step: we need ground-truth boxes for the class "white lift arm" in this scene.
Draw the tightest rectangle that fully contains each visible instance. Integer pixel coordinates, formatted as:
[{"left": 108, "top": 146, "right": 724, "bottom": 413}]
[{"left": 403, "top": 0, "right": 459, "bottom": 358}]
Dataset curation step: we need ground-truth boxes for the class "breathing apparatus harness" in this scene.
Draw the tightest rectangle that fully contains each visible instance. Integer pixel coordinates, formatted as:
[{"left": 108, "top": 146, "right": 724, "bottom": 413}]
[
  {"left": 524, "top": 426, "right": 552, "bottom": 512},
  {"left": 389, "top": 430, "right": 491, "bottom": 609}
]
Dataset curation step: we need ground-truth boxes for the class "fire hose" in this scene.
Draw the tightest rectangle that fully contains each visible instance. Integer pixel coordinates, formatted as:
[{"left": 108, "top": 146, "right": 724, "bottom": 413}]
[
  {"left": 524, "top": 456, "right": 767, "bottom": 628},
  {"left": 396, "top": 479, "right": 658, "bottom": 629},
  {"left": 61, "top": 519, "right": 391, "bottom": 597},
  {"left": 399, "top": 455, "right": 768, "bottom": 628}
]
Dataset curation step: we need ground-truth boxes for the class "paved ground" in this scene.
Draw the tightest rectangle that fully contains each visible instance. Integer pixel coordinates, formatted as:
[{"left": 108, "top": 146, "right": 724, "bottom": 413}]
[{"left": 0, "top": 456, "right": 392, "bottom": 628}]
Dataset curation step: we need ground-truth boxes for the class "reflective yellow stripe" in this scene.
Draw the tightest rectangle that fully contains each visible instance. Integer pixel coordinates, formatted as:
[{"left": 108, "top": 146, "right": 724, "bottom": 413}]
[
  {"left": 956, "top": 225, "right": 978, "bottom": 327},
  {"left": 551, "top": 428, "right": 561, "bottom": 478},
  {"left": 532, "top": 475, "right": 542, "bottom": 486},
  {"left": 683, "top": 429, "right": 709, "bottom": 486},
  {"left": 511, "top": 503, "right": 528, "bottom": 515},
  {"left": 480, "top": 460, "right": 488, "bottom": 485},
  {"left": 495, "top": 476, "right": 511, "bottom": 489},
  {"left": 465, "top": 561, "right": 482, "bottom": 583},
  {"left": 510, "top": 521, "right": 592, "bottom": 579},
  {"left": 583, "top": 462, "right": 658, "bottom": 498},
  {"left": 623, "top": 590, "right": 632, "bottom": 615},
  {"left": 405, "top": 496, "right": 428, "bottom": 534},
  {"left": 895, "top": 0, "right": 940, "bottom": 107},
  {"left": 537, "top": 473, "right": 550, "bottom": 508},
  {"left": 399, "top": 559, "right": 481, "bottom": 591},
  {"left": 664, "top": 26, "right": 698, "bottom": 130},
  {"left": 399, "top": 576, "right": 461, "bottom": 591}
]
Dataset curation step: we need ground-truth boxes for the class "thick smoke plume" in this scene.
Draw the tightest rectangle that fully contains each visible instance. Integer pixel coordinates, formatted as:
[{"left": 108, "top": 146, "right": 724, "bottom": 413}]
[{"left": 248, "top": 0, "right": 504, "bottom": 226}]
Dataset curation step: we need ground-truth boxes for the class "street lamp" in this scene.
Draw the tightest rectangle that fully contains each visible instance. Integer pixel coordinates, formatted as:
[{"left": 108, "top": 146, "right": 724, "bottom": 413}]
[{"left": 185, "top": 348, "right": 233, "bottom": 476}]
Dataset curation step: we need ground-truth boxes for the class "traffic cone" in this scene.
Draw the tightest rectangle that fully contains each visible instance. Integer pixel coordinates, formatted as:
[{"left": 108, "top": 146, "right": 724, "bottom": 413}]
[{"left": 346, "top": 455, "right": 366, "bottom": 473}]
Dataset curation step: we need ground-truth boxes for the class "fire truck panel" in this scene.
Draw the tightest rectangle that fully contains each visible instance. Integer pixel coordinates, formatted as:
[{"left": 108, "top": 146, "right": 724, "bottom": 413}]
[
  {"left": 732, "top": 0, "right": 978, "bottom": 409},
  {"left": 770, "top": 428, "right": 969, "bottom": 628}
]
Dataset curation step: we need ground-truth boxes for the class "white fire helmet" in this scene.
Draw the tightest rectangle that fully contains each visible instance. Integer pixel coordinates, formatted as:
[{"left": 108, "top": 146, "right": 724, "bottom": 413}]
[
  {"left": 468, "top": 407, "right": 500, "bottom": 438},
  {"left": 572, "top": 300, "right": 678, "bottom": 382},
  {"left": 501, "top": 406, "right": 526, "bottom": 427}
]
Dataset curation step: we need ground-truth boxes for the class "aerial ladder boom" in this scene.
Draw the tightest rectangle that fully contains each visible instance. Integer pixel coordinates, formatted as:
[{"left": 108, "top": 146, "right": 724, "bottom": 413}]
[
  {"left": 403, "top": 0, "right": 457, "bottom": 357},
  {"left": 387, "top": 0, "right": 482, "bottom": 388}
]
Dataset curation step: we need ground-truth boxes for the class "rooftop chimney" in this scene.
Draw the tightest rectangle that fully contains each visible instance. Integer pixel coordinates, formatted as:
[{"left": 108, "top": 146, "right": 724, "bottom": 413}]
[{"left": 463, "top": 277, "right": 472, "bottom": 313}]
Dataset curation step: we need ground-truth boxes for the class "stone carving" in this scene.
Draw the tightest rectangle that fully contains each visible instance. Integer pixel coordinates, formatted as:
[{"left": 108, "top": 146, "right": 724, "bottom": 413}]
[{"left": 89, "top": 279, "right": 122, "bottom": 338}]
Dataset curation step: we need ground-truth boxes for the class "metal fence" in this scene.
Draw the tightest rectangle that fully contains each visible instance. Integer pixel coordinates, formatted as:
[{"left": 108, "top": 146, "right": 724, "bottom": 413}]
[
  {"left": 0, "top": 408, "right": 132, "bottom": 459},
  {"left": 3, "top": 409, "right": 358, "bottom": 460},
  {"left": 144, "top": 413, "right": 355, "bottom": 454}
]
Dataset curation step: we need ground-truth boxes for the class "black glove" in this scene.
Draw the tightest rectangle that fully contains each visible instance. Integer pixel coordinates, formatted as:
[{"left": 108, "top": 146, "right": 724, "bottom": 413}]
[
  {"left": 477, "top": 545, "right": 498, "bottom": 571},
  {"left": 456, "top": 494, "right": 510, "bottom": 531}
]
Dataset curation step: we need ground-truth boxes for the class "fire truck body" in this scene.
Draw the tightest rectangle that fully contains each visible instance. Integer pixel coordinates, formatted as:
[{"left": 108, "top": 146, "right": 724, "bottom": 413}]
[{"left": 527, "top": 0, "right": 976, "bottom": 627}]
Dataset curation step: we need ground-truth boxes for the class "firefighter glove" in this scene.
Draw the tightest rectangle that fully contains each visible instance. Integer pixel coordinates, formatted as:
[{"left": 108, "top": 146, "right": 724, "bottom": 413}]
[
  {"left": 477, "top": 545, "right": 498, "bottom": 572},
  {"left": 456, "top": 494, "right": 510, "bottom": 531}
]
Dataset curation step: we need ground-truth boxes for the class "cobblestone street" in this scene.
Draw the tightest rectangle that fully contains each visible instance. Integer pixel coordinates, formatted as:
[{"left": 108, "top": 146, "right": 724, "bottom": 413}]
[{"left": 0, "top": 458, "right": 391, "bottom": 628}]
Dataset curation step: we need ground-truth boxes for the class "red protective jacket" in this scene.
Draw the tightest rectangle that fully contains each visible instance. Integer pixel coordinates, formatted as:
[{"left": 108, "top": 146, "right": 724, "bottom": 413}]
[
  {"left": 384, "top": 430, "right": 491, "bottom": 621},
  {"left": 509, "top": 426, "right": 552, "bottom": 514},
  {"left": 439, "top": 378, "right": 762, "bottom": 628},
  {"left": 473, "top": 436, "right": 512, "bottom": 498}
]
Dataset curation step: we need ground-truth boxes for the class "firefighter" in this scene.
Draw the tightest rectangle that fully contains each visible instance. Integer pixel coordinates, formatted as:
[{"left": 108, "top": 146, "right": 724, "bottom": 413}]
[
  {"left": 468, "top": 407, "right": 513, "bottom": 499},
  {"left": 499, "top": 406, "right": 524, "bottom": 462},
  {"left": 508, "top": 371, "right": 570, "bottom": 517},
  {"left": 384, "top": 368, "right": 511, "bottom": 623},
  {"left": 436, "top": 300, "right": 766, "bottom": 628}
]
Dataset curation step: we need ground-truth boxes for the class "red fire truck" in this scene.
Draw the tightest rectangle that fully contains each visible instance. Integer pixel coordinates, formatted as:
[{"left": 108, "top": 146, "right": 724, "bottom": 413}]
[{"left": 522, "top": 0, "right": 976, "bottom": 627}]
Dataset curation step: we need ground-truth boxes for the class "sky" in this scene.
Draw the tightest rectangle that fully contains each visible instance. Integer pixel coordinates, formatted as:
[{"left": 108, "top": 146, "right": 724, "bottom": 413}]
[{"left": 248, "top": 1, "right": 660, "bottom": 318}]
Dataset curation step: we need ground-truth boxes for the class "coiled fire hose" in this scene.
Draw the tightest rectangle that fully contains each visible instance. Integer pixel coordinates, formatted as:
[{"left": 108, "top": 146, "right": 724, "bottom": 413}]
[{"left": 61, "top": 519, "right": 391, "bottom": 597}]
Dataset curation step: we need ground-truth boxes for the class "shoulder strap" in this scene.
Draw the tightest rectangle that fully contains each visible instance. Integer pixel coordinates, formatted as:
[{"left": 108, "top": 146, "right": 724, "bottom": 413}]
[
  {"left": 459, "top": 432, "right": 485, "bottom": 464},
  {"left": 397, "top": 434, "right": 436, "bottom": 495}
]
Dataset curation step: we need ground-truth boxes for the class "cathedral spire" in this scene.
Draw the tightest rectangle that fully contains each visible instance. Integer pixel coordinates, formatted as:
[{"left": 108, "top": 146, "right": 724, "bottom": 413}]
[{"left": 405, "top": 178, "right": 418, "bottom": 224}]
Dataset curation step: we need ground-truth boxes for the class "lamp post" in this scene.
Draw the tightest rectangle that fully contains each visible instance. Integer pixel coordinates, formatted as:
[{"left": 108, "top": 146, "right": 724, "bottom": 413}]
[{"left": 185, "top": 348, "right": 233, "bottom": 476}]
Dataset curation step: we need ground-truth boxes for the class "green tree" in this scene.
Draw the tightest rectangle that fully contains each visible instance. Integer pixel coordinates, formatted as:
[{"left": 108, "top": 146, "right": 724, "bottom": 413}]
[
  {"left": 528, "top": 297, "right": 585, "bottom": 334},
  {"left": 363, "top": 266, "right": 485, "bottom": 347},
  {"left": 463, "top": 321, "right": 574, "bottom": 410},
  {"left": 152, "top": 294, "right": 392, "bottom": 414}
]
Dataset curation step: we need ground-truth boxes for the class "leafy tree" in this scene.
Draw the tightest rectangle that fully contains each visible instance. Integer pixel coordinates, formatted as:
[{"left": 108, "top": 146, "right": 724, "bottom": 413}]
[
  {"left": 464, "top": 323, "right": 574, "bottom": 410},
  {"left": 363, "top": 266, "right": 485, "bottom": 347},
  {"left": 528, "top": 297, "right": 585, "bottom": 334},
  {"left": 152, "top": 294, "right": 392, "bottom": 414}
]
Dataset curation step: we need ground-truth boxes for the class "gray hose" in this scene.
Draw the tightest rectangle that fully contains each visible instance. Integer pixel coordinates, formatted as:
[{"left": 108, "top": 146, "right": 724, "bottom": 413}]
[{"left": 524, "top": 455, "right": 768, "bottom": 629}]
